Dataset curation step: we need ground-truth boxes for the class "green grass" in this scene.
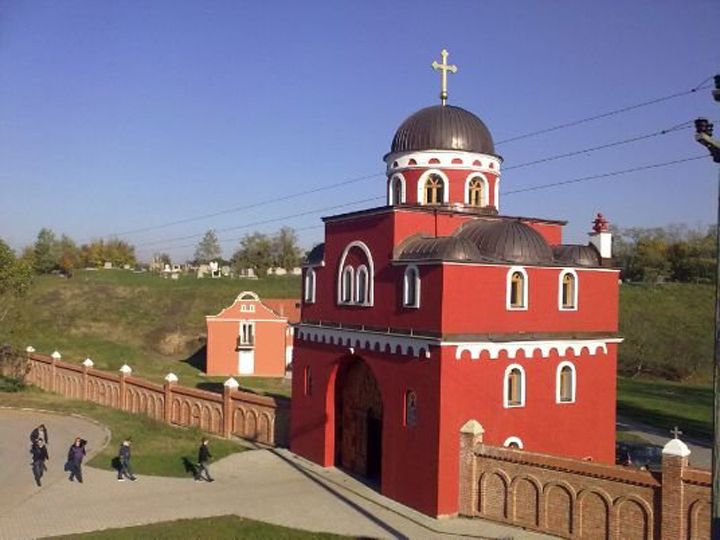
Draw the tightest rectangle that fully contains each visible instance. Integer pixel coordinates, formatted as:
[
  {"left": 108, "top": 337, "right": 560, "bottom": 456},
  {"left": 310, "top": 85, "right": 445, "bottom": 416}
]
[
  {"left": 0, "top": 269, "right": 298, "bottom": 396},
  {"left": 48, "top": 515, "right": 353, "bottom": 539},
  {"left": 617, "top": 376, "right": 712, "bottom": 440},
  {"left": 0, "top": 387, "right": 247, "bottom": 477}
]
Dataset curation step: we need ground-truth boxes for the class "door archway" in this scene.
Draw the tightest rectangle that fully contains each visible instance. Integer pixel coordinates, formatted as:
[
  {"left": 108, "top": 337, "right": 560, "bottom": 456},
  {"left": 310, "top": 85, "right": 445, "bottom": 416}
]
[{"left": 334, "top": 358, "right": 383, "bottom": 482}]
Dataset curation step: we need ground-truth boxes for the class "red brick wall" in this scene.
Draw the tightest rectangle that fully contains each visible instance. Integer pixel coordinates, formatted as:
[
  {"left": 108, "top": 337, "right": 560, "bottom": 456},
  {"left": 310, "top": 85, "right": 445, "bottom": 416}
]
[
  {"left": 26, "top": 352, "right": 290, "bottom": 446},
  {"left": 458, "top": 426, "right": 710, "bottom": 539}
]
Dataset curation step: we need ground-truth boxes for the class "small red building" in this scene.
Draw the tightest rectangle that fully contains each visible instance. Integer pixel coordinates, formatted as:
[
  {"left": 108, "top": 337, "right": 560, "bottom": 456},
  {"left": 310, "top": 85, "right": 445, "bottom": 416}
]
[
  {"left": 290, "top": 53, "right": 620, "bottom": 517},
  {"left": 206, "top": 291, "right": 300, "bottom": 377}
]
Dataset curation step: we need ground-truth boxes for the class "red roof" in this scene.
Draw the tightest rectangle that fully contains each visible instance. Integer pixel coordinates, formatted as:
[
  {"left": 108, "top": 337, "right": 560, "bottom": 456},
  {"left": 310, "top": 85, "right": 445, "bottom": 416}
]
[{"left": 264, "top": 298, "right": 301, "bottom": 323}]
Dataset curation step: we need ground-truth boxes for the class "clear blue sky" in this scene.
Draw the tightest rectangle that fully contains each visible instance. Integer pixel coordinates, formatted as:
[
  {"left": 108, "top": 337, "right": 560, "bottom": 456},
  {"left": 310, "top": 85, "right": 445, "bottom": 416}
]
[{"left": 1, "top": 0, "right": 718, "bottom": 261}]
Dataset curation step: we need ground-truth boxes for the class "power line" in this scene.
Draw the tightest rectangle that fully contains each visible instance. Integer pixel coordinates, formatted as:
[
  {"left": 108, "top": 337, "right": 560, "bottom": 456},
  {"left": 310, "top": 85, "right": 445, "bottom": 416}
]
[
  {"left": 504, "top": 155, "right": 708, "bottom": 196},
  {"left": 504, "top": 123, "right": 692, "bottom": 171},
  {"left": 495, "top": 83, "right": 712, "bottom": 146}
]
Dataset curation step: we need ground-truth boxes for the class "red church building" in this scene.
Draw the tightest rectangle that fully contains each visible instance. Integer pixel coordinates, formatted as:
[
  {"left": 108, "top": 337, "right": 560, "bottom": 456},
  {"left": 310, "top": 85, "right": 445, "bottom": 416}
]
[{"left": 290, "top": 51, "right": 620, "bottom": 518}]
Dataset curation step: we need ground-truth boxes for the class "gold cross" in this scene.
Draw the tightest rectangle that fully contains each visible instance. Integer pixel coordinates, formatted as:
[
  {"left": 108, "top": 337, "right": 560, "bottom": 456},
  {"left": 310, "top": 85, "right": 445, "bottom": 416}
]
[{"left": 431, "top": 49, "right": 458, "bottom": 106}]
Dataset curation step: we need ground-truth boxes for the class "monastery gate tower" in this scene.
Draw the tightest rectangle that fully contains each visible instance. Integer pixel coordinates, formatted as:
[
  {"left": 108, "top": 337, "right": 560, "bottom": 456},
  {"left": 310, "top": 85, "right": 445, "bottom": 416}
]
[{"left": 290, "top": 50, "right": 620, "bottom": 517}]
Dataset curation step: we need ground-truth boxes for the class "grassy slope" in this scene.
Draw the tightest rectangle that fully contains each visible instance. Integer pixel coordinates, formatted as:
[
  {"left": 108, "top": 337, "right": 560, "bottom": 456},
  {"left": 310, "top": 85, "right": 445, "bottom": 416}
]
[
  {"left": 49, "top": 515, "right": 352, "bottom": 539},
  {"left": 1, "top": 270, "right": 298, "bottom": 396},
  {"left": 0, "top": 387, "right": 246, "bottom": 477}
]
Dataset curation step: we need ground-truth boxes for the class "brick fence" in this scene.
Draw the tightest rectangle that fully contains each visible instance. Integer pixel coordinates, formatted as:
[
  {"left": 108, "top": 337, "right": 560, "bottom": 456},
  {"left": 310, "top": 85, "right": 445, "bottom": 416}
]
[
  {"left": 24, "top": 351, "right": 290, "bottom": 447},
  {"left": 458, "top": 420, "right": 710, "bottom": 540}
]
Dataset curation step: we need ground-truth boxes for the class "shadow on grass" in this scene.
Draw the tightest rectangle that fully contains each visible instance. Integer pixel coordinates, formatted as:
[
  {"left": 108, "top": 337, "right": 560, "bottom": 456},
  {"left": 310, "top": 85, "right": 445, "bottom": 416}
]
[
  {"left": 196, "top": 382, "right": 226, "bottom": 394},
  {"left": 182, "top": 457, "right": 198, "bottom": 478},
  {"left": 182, "top": 345, "right": 207, "bottom": 372},
  {"left": 617, "top": 401, "right": 712, "bottom": 440}
]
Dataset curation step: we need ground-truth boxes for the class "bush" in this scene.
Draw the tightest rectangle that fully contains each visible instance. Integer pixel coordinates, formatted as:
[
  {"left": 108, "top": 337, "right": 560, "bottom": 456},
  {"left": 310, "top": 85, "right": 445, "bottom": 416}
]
[
  {"left": 0, "top": 345, "right": 27, "bottom": 382},
  {"left": 0, "top": 375, "right": 25, "bottom": 392}
]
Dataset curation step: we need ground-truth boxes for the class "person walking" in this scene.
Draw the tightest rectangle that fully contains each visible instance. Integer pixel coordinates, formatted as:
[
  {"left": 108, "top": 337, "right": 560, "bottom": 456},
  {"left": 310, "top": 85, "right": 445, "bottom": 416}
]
[
  {"left": 117, "top": 438, "right": 137, "bottom": 482},
  {"left": 194, "top": 438, "right": 214, "bottom": 482},
  {"left": 30, "top": 424, "right": 49, "bottom": 446},
  {"left": 66, "top": 437, "right": 86, "bottom": 483},
  {"left": 30, "top": 439, "right": 49, "bottom": 487}
]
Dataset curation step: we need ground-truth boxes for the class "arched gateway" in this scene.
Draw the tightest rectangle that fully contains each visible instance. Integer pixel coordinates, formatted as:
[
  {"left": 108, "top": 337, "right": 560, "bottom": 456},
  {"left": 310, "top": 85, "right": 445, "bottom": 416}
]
[{"left": 334, "top": 358, "right": 383, "bottom": 482}]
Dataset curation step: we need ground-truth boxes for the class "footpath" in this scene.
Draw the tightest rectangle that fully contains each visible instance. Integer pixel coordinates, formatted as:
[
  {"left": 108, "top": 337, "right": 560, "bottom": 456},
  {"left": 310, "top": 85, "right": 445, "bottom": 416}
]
[{"left": 0, "top": 409, "right": 555, "bottom": 540}]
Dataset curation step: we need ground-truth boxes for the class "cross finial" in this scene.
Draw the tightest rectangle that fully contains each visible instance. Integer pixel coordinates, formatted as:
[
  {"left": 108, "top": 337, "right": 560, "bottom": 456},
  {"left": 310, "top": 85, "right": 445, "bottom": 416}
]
[
  {"left": 671, "top": 426, "right": 683, "bottom": 439},
  {"left": 431, "top": 49, "right": 458, "bottom": 106}
]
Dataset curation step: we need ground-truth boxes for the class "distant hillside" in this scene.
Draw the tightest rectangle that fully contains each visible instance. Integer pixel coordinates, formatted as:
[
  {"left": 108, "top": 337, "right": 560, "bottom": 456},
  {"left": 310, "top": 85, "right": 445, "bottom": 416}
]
[
  {"left": 0, "top": 271, "right": 713, "bottom": 384},
  {"left": 619, "top": 282, "right": 713, "bottom": 382}
]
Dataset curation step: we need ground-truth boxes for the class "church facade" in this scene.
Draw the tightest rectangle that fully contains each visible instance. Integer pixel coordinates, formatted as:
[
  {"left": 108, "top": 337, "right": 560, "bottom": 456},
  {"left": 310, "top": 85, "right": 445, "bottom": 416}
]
[{"left": 290, "top": 51, "right": 620, "bottom": 517}]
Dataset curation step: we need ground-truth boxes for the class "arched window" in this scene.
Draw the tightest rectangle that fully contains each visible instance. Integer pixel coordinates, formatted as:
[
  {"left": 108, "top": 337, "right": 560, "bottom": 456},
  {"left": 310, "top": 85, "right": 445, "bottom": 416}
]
[
  {"left": 504, "top": 364, "right": 526, "bottom": 408},
  {"left": 467, "top": 177, "right": 484, "bottom": 207},
  {"left": 403, "top": 265, "right": 420, "bottom": 308},
  {"left": 424, "top": 174, "right": 445, "bottom": 205},
  {"left": 507, "top": 267, "right": 528, "bottom": 310},
  {"left": 556, "top": 361, "right": 576, "bottom": 403},
  {"left": 390, "top": 175, "right": 405, "bottom": 205},
  {"left": 559, "top": 270, "right": 578, "bottom": 310},
  {"left": 404, "top": 390, "right": 417, "bottom": 427},
  {"left": 503, "top": 436, "right": 524, "bottom": 449},
  {"left": 341, "top": 266, "right": 354, "bottom": 304},
  {"left": 304, "top": 268, "right": 316, "bottom": 304},
  {"left": 356, "top": 265, "right": 369, "bottom": 305}
]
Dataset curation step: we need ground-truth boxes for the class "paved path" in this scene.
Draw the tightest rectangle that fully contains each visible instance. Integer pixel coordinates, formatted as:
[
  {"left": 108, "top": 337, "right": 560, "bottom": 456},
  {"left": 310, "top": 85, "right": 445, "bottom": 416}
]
[
  {"left": 0, "top": 409, "right": 555, "bottom": 540},
  {"left": 617, "top": 415, "right": 711, "bottom": 469}
]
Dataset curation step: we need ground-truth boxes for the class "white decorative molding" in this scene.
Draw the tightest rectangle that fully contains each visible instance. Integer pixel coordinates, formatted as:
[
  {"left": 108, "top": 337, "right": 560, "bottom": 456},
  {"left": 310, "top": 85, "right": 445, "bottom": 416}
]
[
  {"left": 503, "top": 364, "right": 526, "bottom": 408},
  {"left": 82, "top": 358, "right": 94, "bottom": 368},
  {"left": 453, "top": 338, "right": 622, "bottom": 360},
  {"left": 224, "top": 377, "right": 240, "bottom": 389},
  {"left": 503, "top": 436, "right": 524, "bottom": 449},
  {"left": 236, "top": 291, "right": 260, "bottom": 302},
  {"left": 296, "top": 324, "right": 434, "bottom": 358},
  {"left": 164, "top": 372, "right": 179, "bottom": 383},
  {"left": 119, "top": 364, "right": 132, "bottom": 375},
  {"left": 555, "top": 360, "right": 577, "bottom": 404},
  {"left": 506, "top": 266, "right": 529, "bottom": 311},
  {"left": 26, "top": 346, "right": 35, "bottom": 353},
  {"left": 416, "top": 169, "right": 451, "bottom": 205},
  {"left": 464, "top": 172, "right": 490, "bottom": 207},
  {"left": 387, "top": 173, "right": 407, "bottom": 205},
  {"left": 558, "top": 268, "right": 579, "bottom": 311},
  {"left": 51, "top": 350, "right": 62, "bottom": 360},
  {"left": 337, "top": 241, "right": 374, "bottom": 307},
  {"left": 663, "top": 438, "right": 691, "bottom": 458},
  {"left": 385, "top": 150, "right": 502, "bottom": 177}
]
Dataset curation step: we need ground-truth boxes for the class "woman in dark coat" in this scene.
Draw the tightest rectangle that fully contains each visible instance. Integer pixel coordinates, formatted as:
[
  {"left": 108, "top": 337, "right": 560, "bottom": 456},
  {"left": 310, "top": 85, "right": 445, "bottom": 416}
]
[
  {"left": 30, "top": 439, "right": 49, "bottom": 487},
  {"left": 67, "top": 437, "right": 86, "bottom": 483}
]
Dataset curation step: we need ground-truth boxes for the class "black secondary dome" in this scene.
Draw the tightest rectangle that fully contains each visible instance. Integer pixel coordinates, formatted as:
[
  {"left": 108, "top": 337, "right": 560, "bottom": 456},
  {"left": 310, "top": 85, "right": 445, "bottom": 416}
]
[
  {"left": 390, "top": 105, "right": 495, "bottom": 155},
  {"left": 455, "top": 219, "right": 554, "bottom": 265}
]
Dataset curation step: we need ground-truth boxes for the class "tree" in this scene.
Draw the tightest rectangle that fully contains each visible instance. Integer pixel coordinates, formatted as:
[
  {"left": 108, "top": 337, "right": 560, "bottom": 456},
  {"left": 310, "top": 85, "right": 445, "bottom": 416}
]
[
  {"left": 33, "top": 228, "right": 59, "bottom": 274},
  {"left": 194, "top": 230, "right": 222, "bottom": 264},
  {"left": 57, "top": 234, "right": 80, "bottom": 276},
  {"left": 272, "top": 227, "right": 302, "bottom": 272},
  {"left": 232, "top": 232, "right": 273, "bottom": 277},
  {"left": 0, "top": 239, "right": 32, "bottom": 323}
]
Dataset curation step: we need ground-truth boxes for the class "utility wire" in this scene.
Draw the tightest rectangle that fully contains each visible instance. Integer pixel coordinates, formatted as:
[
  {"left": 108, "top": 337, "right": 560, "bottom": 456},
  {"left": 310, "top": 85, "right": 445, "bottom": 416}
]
[
  {"left": 504, "top": 155, "right": 707, "bottom": 196},
  {"left": 138, "top": 154, "right": 710, "bottom": 253},
  {"left": 495, "top": 82, "right": 712, "bottom": 146},
  {"left": 504, "top": 123, "right": 692, "bottom": 171}
]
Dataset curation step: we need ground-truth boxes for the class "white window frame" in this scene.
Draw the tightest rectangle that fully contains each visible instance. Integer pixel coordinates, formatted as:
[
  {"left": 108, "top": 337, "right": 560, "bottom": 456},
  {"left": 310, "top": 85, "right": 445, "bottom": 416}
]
[
  {"left": 503, "top": 363, "right": 526, "bottom": 408},
  {"left": 503, "top": 436, "right": 524, "bottom": 449},
  {"left": 340, "top": 265, "right": 354, "bottom": 304},
  {"left": 558, "top": 269, "right": 579, "bottom": 311},
  {"left": 240, "top": 304, "right": 256, "bottom": 312},
  {"left": 506, "top": 266, "right": 529, "bottom": 311},
  {"left": 556, "top": 361, "right": 577, "bottom": 404},
  {"left": 336, "top": 241, "right": 374, "bottom": 306},
  {"left": 356, "top": 265, "right": 369, "bottom": 305},
  {"left": 416, "top": 169, "right": 450, "bottom": 205},
  {"left": 304, "top": 268, "right": 316, "bottom": 304},
  {"left": 388, "top": 173, "right": 406, "bottom": 205},
  {"left": 464, "top": 173, "right": 489, "bottom": 207},
  {"left": 239, "top": 321, "right": 255, "bottom": 346},
  {"left": 403, "top": 265, "right": 421, "bottom": 308}
]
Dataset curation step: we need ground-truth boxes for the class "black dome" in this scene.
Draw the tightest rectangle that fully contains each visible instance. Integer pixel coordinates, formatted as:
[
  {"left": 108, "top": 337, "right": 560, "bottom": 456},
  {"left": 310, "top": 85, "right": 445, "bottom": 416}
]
[
  {"left": 552, "top": 244, "right": 601, "bottom": 267},
  {"left": 390, "top": 105, "right": 495, "bottom": 155},
  {"left": 396, "top": 236, "right": 483, "bottom": 263},
  {"left": 456, "top": 219, "right": 554, "bottom": 265}
]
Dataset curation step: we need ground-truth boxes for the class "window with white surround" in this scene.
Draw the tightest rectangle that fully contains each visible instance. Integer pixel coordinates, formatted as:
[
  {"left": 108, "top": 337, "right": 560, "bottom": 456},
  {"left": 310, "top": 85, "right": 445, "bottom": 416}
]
[
  {"left": 465, "top": 174, "right": 488, "bottom": 207},
  {"left": 336, "top": 241, "right": 374, "bottom": 307},
  {"left": 506, "top": 267, "right": 528, "bottom": 310},
  {"left": 559, "top": 269, "right": 578, "bottom": 310},
  {"left": 356, "top": 265, "right": 369, "bottom": 305},
  {"left": 556, "top": 361, "right": 576, "bottom": 403},
  {"left": 304, "top": 268, "right": 316, "bottom": 304},
  {"left": 240, "top": 304, "right": 256, "bottom": 312},
  {"left": 238, "top": 321, "right": 255, "bottom": 347},
  {"left": 403, "top": 265, "right": 420, "bottom": 308},
  {"left": 503, "top": 436, "right": 524, "bottom": 449},
  {"left": 341, "top": 266, "right": 354, "bottom": 304},
  {"left": 504, "top": 364, "right": 526, "bottom": 408},
  {"left": 423, "top": 174, "right": 445, "bottom": 205},
  {"left": 389, "top": 175, "right": 406, "bottom": 205}
]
